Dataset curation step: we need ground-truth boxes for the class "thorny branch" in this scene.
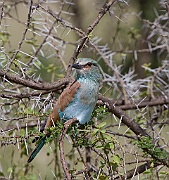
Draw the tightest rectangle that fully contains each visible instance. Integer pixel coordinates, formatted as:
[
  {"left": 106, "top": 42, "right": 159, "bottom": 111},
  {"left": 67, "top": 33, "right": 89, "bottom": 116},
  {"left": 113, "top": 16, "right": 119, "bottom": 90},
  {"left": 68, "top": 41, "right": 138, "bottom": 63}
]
[
  {"left": 98, "top": 95, "right": 169, "bottom": 110},
  {"left": 90, "top": 41, "right": 129, "bottom": 103},
  {"left": 0, "top": 0, "right": 169, "bottom": 179},
  {"left": 59, "top": 118, "right": 77, "bottom": 180},
  {"left": 65, "top": 0, "right": 117, "bottom": 77},
  {"left": 115, "top": 162, "right": 160, "bottom": 180},
  {"left": 165, "top": 2, "right": 169, "bottom": 17},
  {"left": 71, "top": 138, "right": 91, "bottom": 179},
  {"left": 1, "top": 69, "right": 169, "bottom": 108},
  {"left": 149, "top": 62, "right": 168, "bottom": 99},
  {"left": 5, "top": 0, "right": 33, "bottom": 72},
  {"left": 99, "top": 94, "right": 169, "bottom": 167},
  {"left": 0, "top": 69, "right": 72, "bottom": 91},
  {"left": 27, "top": 18, "right": 59, "bottom": 65}
]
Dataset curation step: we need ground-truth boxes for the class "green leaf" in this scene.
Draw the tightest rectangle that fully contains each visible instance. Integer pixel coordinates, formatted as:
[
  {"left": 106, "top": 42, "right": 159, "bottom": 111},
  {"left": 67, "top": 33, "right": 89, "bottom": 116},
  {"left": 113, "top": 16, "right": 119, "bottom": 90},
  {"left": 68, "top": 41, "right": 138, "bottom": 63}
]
[
  {"left": 109, "top": 142, "right": 115, "bottom": 149},
  {"left": 112, "top": 154, "right": 121, "bottom": 164},
  {"left": 104, "top": 134, "right": 112, "bottom": 141},
  {"left": 101, "top": 129, "right": 106, "bottom": 134},
  {"left": 143, "top": 169, "right": 151, "bottom": 174},
  {"left": 99, "top": 175, "right": 107, "bottom": 180},
  {"left": 97, "top": 122, "right": 106, "bottom": 128},
  {"left": 92, "top": 128, "right": 99, "bottom": 135},
  {"left": 160, "top": 171, "right": 169, "bottom": 175}
]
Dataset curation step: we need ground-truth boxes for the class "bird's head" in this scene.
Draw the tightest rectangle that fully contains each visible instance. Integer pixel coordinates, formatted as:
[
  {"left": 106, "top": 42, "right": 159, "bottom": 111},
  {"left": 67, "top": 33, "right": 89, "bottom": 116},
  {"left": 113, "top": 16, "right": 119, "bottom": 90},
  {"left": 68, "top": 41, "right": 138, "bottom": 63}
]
[{"left": 72, "top": 58, "right": 102, "bottom": 83}]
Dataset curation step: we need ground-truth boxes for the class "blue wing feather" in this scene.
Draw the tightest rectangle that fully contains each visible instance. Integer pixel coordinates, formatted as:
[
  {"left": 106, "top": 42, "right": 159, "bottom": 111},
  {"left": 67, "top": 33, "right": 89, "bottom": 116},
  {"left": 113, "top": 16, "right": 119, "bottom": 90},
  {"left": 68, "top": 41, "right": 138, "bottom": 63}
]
[{"left": 27, "top": 136, "right": 47, "bottom": 163}]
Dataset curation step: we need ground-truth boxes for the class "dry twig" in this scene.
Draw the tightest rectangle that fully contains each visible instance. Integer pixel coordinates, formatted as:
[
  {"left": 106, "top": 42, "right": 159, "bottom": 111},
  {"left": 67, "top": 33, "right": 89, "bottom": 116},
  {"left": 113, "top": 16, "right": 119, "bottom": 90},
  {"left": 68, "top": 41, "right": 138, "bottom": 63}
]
[{"left": 59, "top": 118, "right": 77, "bottom": 180}]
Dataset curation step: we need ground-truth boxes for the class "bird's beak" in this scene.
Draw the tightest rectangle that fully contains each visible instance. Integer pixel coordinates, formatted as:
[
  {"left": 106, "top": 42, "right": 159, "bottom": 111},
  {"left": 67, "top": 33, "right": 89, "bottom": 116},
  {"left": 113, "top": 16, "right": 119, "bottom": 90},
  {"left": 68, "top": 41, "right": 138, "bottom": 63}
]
[{"left": 72, "top": 63, "right": 83, "bottom": 69}]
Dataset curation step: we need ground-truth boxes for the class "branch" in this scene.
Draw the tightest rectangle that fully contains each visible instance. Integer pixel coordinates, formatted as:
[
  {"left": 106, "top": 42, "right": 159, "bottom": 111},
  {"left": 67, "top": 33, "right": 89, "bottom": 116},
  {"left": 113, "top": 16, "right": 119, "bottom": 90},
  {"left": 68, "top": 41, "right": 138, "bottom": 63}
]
[
  {"left": 5, "top": 0, "right": 33, "bottom": 71},
  {"left": 99, "top": 95, "right": 148, "bottom": 136},
  {"left": 71, "top": 138, "right": 91, "bottom": 179},
  {"left": 1, "top": 90, "right": 53, "bottom": 99},
  {"left": 27, "top": 18, "right": 58, "bottom": 65},
  {"left": 165, "top": 2, "right": 169, "bottom": 17},
  {"left": 90, "top": 41, "right": 129, "bottom": 103},
  {"left": 0, "top": 1, "right": 4, "bottom": 26},
  {"left": 115, "top": 162, "right": 160, "bottom": 180},
  {"left": 0, "top": 122, "right": 40, "bottom": 134},
  {"left": 98, "top": 95, "right": 169, "bottom": 110},
  {"left": 99, "top": 94, "right": 169, "bottom": 167},
  {"left": 0, "top": 69, "right": 72, "bottom": 90},
  {"left": 39, "top": 4, "right": 84, "bottom": 36},
  {"left": 149, "top": 62, "right": 168, "bottom": 99},
  {"left": 65, "top": 0, "right": 117, "bottom": 77},
  {"left": 59, "top": 118, "right": 78, "bottom": 180}
]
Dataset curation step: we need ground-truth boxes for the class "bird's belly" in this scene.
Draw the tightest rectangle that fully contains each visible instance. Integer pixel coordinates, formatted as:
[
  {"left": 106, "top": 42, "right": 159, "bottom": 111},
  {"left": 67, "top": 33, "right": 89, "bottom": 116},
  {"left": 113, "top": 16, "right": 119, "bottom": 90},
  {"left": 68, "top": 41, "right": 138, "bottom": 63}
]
[
  {"left": 60, "top": 100, "right": 95, "bottom": 124},
  {"left": 59, "top": 80, "right": 99, "bottom": 124}
]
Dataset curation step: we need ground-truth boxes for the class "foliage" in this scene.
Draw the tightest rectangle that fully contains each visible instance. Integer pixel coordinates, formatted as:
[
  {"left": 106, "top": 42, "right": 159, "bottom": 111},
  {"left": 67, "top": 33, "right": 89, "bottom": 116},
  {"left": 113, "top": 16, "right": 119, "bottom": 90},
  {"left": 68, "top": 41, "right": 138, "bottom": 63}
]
[
  {"left": 0, "top": 0, "right": 169, "bottom": 179},
  {"left": 135, "top": 136, "right": 167, "bottom": 161}
]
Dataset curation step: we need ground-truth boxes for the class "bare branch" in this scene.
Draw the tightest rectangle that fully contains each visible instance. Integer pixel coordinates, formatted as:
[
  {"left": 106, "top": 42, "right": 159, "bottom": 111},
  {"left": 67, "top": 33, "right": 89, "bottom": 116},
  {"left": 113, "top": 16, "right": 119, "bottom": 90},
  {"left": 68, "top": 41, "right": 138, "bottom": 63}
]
[
  {"left": 99, "top": 94, "right": 169, "bottom": 167},
  {"left": 115, "top": 162, "right": 160, "bottom": 180},
  {"left": 65, "top": 0, "right": 117, "bottom": 77},
  {"left": 5, "top": 0, "right": 33, "bottom": 71},
  {"left": 98, "top": 95, "right": 169, "bottom": 110},
  {"left": 59, "top": 118, "right": 77, "bottom": 180},
  {"left": 0, "top": 69, "right": 72, "bottom": 90}
]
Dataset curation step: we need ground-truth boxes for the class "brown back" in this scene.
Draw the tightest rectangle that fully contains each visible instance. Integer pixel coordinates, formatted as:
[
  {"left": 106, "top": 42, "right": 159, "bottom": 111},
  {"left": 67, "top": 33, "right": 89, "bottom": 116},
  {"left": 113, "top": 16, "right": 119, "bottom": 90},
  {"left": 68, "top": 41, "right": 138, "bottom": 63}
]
[{"left": 44, "top": 81, "right": 81, "bottom": 132}]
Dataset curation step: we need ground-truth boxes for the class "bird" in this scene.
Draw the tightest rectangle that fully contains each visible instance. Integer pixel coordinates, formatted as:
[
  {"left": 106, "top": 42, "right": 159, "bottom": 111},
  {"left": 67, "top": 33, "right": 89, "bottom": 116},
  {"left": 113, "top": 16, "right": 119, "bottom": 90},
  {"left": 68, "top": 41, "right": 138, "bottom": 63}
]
[{"left": 27, "top": 58, "right": 102, "bottom": 163}]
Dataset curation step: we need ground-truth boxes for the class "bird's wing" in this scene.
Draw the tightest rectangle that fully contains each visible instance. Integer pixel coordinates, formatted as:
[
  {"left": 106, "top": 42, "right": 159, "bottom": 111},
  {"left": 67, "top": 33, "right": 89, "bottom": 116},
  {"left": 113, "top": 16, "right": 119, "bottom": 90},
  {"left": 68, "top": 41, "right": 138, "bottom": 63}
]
[{"left": 44, "top": 80, "right": 81, "bottom": 132}]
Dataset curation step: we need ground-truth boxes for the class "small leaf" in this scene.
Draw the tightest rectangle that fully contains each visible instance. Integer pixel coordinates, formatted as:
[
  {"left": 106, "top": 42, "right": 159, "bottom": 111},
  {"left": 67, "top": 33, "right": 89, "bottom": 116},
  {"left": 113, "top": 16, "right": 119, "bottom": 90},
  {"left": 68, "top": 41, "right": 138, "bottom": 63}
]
[
  {"left": 92, "top": 128, "right": 99, "bottom": 135},
  {"left": 104, "top": 134, "right": 112, "bottom": 141},
  {"left": 101, "top": 129, "right": 106, "bottom": 134},
  {"left": 143, "top": 169, "right": 151, "bottom": 174},
  {"left": 112, "top": 155, "right": 121, "bottom": 164},
  {"left": 99, "top": 175, "right": 107, "bottom": 180},
  {"left": 160, "top": 171, "right": 169, "bottom": 175},
  {"left": 97, "top": 122, "right": 106, "bottom": 128},
  {"left": 109, "top": 142, "right": 115, "bottom": 149}
]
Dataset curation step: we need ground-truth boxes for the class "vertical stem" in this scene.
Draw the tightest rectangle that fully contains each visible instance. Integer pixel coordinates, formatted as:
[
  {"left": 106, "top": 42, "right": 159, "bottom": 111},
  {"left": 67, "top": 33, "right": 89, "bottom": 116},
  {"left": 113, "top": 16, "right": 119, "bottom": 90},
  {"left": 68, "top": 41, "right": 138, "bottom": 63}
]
[{"left": 59, "top": 118, "right": 77, "bottom": 180}]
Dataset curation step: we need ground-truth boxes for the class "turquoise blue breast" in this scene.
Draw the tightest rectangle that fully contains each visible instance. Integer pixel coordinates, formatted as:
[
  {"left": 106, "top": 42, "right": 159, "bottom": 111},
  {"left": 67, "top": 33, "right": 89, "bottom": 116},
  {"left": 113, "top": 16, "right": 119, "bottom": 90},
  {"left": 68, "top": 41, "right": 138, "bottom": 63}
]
[{"left": 59, "top": 78, "right": 99, "bottom": 124}]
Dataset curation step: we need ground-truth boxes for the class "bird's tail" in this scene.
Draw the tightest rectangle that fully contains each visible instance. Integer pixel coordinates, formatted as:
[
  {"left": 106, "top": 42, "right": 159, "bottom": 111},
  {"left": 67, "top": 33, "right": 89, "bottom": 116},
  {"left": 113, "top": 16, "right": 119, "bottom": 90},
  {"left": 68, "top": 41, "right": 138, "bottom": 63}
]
[{"left": 27, "top": 135, "right": 47, "bottom": 163}]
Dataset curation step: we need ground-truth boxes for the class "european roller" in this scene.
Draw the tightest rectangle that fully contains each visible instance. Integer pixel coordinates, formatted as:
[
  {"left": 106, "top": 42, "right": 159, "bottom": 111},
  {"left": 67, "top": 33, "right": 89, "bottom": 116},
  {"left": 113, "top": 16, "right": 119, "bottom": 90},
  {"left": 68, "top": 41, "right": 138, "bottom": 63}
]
[{"left": 27, "top": 58, "right": 102, "bottom": 163}]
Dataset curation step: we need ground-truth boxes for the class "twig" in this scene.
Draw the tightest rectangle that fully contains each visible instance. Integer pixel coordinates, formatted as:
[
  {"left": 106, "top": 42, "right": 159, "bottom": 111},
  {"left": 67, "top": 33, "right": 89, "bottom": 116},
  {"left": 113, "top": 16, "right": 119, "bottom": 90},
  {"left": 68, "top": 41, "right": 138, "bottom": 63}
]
[
  {"left": 0, "top": 69, "right": 73, "bottom": 90},
  {"left": 65, "top": 0, "right": 117, "bottom": 77},
  {"left": 85, "top": 146, "right": 91, "bottom": 169},
  {"left": 59, "top": 118, "right": 77, "bottom": 180},
  {"left": 115, "top": 44, "right": 167, "bottom": 54},
  {"left": 5, "top": 0, "right": 33, "bottom": 72},
  {"left": 27, "top": 18, "right": 58, "bottom": 65},
  {"left": 149, "top": 63, "right": 168, "bottom": 99},
  {"left": 90, "top": 41, "right": 128, "bottom": 103},
  {"left": 99, "top": 94, "right": 169, "bottom": 167},
  {"left": 97, "top": 95, "right": 169, "bottom": 110},
  {"left": 115, "top": 161, "right": 160, "bottom": 180},
  {"left": 0, "top": 1, "right": 4, "bottom": 25},
  {"left": 0, "top": 90, "right": 53, "bottom": 99},
  {"left": 0, "top": 123, "right": 40, "bottom": 133},
  {"left": 39, "top": 4, "right": 84, "bottom": 36},
  {"left": 71, "top": 138, "right": 91, "bottom": 179},
  {"left": 0, "top": 133, "right": 35, "bottom": 146},
  {"left": 165, "top": 2, "right": 169, "bottom": 17}
]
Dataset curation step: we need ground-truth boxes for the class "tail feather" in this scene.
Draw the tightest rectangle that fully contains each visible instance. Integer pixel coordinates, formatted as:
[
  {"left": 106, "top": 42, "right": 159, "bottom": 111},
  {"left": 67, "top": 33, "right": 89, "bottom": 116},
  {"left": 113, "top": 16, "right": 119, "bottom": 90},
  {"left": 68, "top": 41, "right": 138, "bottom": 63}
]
[{"left": 27, "top": 136, "right": 47, "bottom": 163}]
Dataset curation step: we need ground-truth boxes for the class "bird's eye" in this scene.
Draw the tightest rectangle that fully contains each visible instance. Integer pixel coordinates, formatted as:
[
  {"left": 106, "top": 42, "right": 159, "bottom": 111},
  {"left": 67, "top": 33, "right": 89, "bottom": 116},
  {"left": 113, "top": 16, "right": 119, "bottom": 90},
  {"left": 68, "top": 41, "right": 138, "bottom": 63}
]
[{"left": 86, "top": 62, "right": 93, "bottom": 66}]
